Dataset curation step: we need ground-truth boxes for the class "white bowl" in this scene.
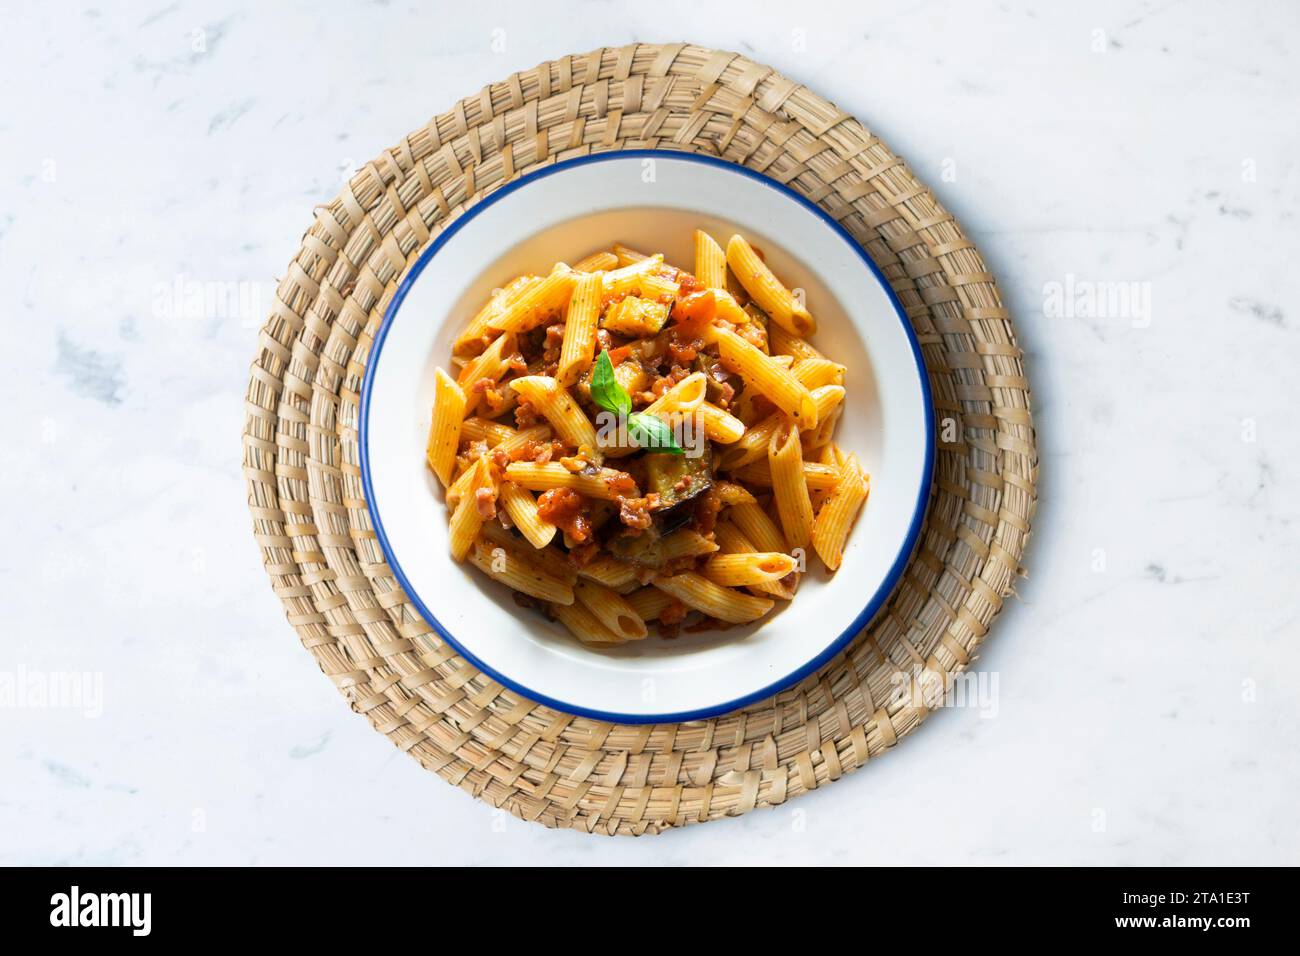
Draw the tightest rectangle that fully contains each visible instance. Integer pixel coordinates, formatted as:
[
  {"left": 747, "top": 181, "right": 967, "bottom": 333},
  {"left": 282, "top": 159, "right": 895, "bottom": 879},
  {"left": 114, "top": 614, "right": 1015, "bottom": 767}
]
[{"left": 361, "top": 151, "right": 933, "bottom": 723}]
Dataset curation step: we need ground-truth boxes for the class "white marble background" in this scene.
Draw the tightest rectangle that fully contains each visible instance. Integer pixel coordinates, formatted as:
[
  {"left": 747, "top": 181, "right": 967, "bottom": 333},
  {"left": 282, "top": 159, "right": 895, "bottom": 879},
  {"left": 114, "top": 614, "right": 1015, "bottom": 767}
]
[{"left": 2, "top": 0, "right": 1297, "bottom": 865}]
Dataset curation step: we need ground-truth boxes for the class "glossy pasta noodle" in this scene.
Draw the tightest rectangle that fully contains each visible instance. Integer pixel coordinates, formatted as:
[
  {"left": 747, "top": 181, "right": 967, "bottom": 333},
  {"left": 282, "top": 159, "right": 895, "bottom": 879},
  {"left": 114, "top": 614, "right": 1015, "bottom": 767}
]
[{"left": 424, "top": 231, "right": 871, "bottom": 646}]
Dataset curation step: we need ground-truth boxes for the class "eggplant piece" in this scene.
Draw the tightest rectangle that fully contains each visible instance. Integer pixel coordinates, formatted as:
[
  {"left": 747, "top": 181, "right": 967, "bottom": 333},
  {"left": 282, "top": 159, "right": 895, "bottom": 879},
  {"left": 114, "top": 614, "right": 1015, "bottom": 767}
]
[
  {"left": 645, "top": 445, "right": 713, "bottom": 534},
  {"left": 605, "top": 447, "right": 714, "bottom": 566},
  {"left": 607, "top": 524, "right": 666, "bottom": 568},
  {"left": 692, "top": 353, "right": 739, "bottom": 406}
]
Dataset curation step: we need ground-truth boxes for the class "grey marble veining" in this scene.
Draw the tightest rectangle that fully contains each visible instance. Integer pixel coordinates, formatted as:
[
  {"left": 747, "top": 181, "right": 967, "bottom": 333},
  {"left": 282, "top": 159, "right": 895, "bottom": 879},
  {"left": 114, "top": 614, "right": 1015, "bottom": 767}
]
[{"left": 1, "top": 0, "right": 1297, "bottom": 865}]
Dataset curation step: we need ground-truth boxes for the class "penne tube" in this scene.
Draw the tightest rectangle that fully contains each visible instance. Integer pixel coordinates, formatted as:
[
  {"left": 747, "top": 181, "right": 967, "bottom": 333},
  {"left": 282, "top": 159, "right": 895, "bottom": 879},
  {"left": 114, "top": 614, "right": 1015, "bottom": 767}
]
[
  {"left": 652, "top": 572, "right": 774, "bottom": 625},
  {"left": 729, "top": 459, "right": 841, "bottom": 492},
  {"left": 549, "top": 600, "right": 624, "bottom": 645},
  {"left": 803, "top": 401, "right": 842, "bottom": 453},
  {"left": 602, "top": 255, "right": 663, "bottom": 296},
  {"left": 448, "top": 458, "right": 491, "bottom": 560},
  {"left": 769, "top": 422, "right": 815, "bottom": 550},
  {"left": 557, "top": 272, "right": 603, "bottom": 387},
  {"left": 812, "top": 454, "right": 870, "bottom": 571},
  {"left": 636, "top": 271, "right": 680, "bottom": 301},
  {"left": 725, "top": 234, "right": 815, "bottom": 336},
  {"left": 728, "top": 501, "right": 787, "bottom": 555},
  {"left": 656, "top": 529, "right": 720, "bottom": 562},
  {"left": 456, "top": 333, "right": 512, "bottom": 414},
  {"left": 643, "top": 372, "right": 707, "bottom": 416},
  {"left": 768, "top": 322, "right": 824, "bottom": 362},
  {"left": 726, "top": 384, "right": 844, "bottom": 468},
  {"left": 714, "top": 520, "right": 797, "bottom": 600},
  {"left": 715, "top": 326, "right": 818, "bottom": 428},
  {"left": 574, "top": 579, "right": 648, "bottom": 640},
  {"left": 497, "top": 481, "right": 557, "bottom": 549},
  {"left": 693, "top": 229, "right": 727, "bottom": 290},
  {"left": 573, "top": 250, "right": 620, "bottom": 273},
  {"left": 503, "top": 461, "right": 638, "bottom": 500},
  {"left": 703, "top": 552, "right": 797, "bottom": 588},
  {"left": 714, "top": 480, "right": 757, "bottom": 507},
  {"left": 468, "top": 538, "right": 574, "bottom": 605},
  {"left": 700, "top": 401, "right": 745, "bottom": 444},
  {"left": 454, "top": 275, "right": 538, "bottom": 355},
  {"left": 426, "top": 368, "right": 467, "bottom": 487},
  {"left": 460, "top": 416, "right": 517, "bottom": 448},
  {"left": 477, "top": 520, "right": 576, "bottom": 584},
  {"left": 445, "top": 459, "right": 478, "bottom": 508},
  {"left": 612, "top": 243, "right": 649, "bottom": 266},
  {"left": 498, "top": 424, "right": 552, "bottom": 457},
  {"left": 576, "top": 556, "right": 641, "bottom": 593},
  {"left": 488, "top": 264, "right": 576, "bottom": 333},
  {"left": 625, "top": 586, "right": 675, "bottom": 623},
  {"left": 509, "top": 375, "right": 600, "bottom": 456},
  {"left": 792, "top": 357, "right": 846, "bottom": 390}
]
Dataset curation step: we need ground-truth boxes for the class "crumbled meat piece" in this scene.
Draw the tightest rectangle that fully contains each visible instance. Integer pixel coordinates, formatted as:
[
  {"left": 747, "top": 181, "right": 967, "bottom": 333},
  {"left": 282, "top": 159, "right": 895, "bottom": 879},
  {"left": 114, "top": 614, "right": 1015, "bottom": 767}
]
[
  {"left": 617, "top": 495, "right": 655, "bottom": 531},
  {"left": 676, "top": 272, "right": 704, "bottom": 296},
  {"left": 691, "top": 487, "right": 721, "bottom": 536},
  {"left": 536, "top": 488, "right": 592, "bottom": 543},
  {"left": 474, "top": 486, "right": 497, "bottom": 520},
  {"left": 514, "top": 399, "right": 541, "bottom": 428}
]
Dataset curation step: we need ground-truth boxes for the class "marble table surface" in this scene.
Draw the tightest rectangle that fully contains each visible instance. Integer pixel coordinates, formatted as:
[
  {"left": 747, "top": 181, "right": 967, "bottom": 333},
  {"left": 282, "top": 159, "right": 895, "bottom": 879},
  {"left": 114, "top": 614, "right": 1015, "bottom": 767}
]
[{"left": 2, "top": 0, "right": 1297, "bottom": 866}]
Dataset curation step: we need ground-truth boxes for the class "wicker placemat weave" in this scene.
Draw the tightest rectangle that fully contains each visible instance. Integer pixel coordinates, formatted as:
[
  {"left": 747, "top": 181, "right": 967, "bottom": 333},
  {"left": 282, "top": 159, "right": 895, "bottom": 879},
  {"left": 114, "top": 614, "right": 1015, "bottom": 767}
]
[{"left": 242, "top": 43, "right": 1036, "bottom": 836}]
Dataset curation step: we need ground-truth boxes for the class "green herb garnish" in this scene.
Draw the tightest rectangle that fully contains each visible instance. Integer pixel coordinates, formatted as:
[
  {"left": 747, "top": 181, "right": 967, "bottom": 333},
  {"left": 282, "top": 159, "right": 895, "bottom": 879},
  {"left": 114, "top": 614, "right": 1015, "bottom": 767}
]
[{"left": 590, "top": 350, "right": 684, "bottom": 455}]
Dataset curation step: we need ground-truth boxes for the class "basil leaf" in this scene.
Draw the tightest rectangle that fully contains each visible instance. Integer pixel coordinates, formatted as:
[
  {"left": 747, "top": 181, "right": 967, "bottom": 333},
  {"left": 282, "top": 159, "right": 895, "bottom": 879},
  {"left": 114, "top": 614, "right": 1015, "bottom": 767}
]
[
  {"left": 590, "top": 349, "right": 631, "bottom": 417},
  {"left": 629, "top": 412, "right": 684, "bottom": 455}
]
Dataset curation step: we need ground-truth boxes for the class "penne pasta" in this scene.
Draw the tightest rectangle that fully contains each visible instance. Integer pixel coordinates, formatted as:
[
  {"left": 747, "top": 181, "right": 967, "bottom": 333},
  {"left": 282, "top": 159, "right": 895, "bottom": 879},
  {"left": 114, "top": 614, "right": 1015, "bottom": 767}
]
[
  {"left": 573, "top": 250, "right": 620, "bottom": 273},
  {"left": 574, "top": 579, "right": 648, "bottom": 640},
  {"left": 700, "top": 401, "right": 745, "bottom": 443},
  {"left": 812, "top": 454, "right": 870, "bottom": 571},
  {"left": 715, "top": 326, "right": 818, "bottom": 428},
  {"left": 703, "top": 551, "right": 797, "bottom": 588},
  {"left": 652, "top": 572, "right": 774, "bottom": 624},
  {"left": 456, "top": 333, "right": 513, "bottom": 414},
  {"left": 725, "top": 384, "right": 844, "bottom": 468},
  {"left": 488, "top": 264, "right": 576, "bottom": 333},
  {"left": 725, "top": 234, "right": 815, "bottom": 336},
  {"left": 470, "top": 540, "right": 575, "bottom": 605},
  {"left": 728, "top": 501, "right": 788, "bottom": 555},
  {"left": 497, "top": 481, "right": 557, "bottom": 549},
  {"left": 549, "top": 600, "right": 624, "bottom": 645},
  {"left": 460, "top": 415, "right": 518, "bottom": 448},
  {"left": 612, "top": 243, "right": 649, "bottom": 266},
  {"left": 576, "top": 556, "right": 641, "bottom": 593},
  {"left": 426, "top": 368, "right": 467, "bottom": 487},
  {"left": 729, "top": 459, "right": 841, "bottom": 492},
  {"left": 768, "top": 322, "right": 824, "bottom": 362},
  {"left": 792, "top": 357, "right": 846, "bottom": 390},
  {"left": 503, "top": 461, "right": 638, "bottom": 500},
  {"left": 625, "top": 586, "right": 676, "bottom": 623},
  {"left": 602, "top": 255, "right": 663, "bottom": 296},
  {"left": 448, "top": 457, "right": 492, "bottom": 560},
  {"left": 714, "top": 480, "right": 757, "bottom": 507},
  {"left": 509, "top": 375, "right": 600, "bottom": 456},
  {"left": 769, "top": 421, "right": 815, "bottom": 550},
  {"left": 454, "top": 275, "right": 538, "bottom": 355},
  {"left": 557, "top": 272, "right": 603, "bottom": 387},
  {"left": 714, "top": 520, "right": 797, "bottom": 600},
  {"left": 693, "top": 229, "right": 727, "bottom": 290},
  {"left": 643, "top": 372, "right": 707, "bottom": 416}
]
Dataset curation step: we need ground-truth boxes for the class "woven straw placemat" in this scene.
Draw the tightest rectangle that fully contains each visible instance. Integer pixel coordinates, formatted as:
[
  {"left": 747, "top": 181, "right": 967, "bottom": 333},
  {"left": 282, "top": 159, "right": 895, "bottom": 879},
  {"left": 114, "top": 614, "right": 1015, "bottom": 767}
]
[{"left": 242, "top": 43, "right": 1036, "bottom": 836}]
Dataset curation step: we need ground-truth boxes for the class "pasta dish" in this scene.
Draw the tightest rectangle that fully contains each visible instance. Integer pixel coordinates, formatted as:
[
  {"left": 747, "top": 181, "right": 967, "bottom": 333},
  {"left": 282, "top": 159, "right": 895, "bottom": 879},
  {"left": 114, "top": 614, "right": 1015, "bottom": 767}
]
[{"left": 425, "top": 230, "right": 869, "bottom": 646}]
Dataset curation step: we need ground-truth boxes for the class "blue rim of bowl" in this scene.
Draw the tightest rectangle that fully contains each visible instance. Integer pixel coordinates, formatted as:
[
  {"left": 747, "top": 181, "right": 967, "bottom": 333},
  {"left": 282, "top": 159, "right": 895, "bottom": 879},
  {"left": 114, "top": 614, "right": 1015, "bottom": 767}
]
[{"left": 360, "top": 148, "right": 935, "bottom": 725}]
